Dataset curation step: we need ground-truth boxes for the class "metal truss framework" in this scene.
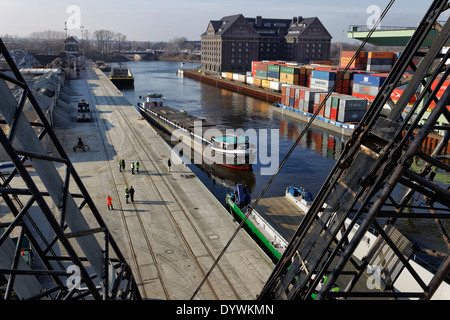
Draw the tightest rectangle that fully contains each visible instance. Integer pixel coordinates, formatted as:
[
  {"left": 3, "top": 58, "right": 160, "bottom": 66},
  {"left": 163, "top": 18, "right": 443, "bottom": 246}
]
[
  {"left": 259, "top": 0, "right": 450, "bottom": 300},
  {"left": 0, "top": 38, "right": 141, "bottom": 300}
]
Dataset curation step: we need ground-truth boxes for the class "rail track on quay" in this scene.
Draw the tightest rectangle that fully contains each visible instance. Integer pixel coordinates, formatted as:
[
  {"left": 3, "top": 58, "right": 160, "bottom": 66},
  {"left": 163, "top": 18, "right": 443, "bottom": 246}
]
[{"left": 80, "top": 66, "right": 241, "bottom": 300}]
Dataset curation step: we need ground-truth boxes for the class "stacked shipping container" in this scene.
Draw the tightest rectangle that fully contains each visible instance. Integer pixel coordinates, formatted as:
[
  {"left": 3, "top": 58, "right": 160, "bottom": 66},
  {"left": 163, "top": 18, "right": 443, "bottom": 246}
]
[
  {"left": 281, "top": 84, "right": 367, "bottom": 124},
  {"left": 366, "top": 52, "right": 395, "bottom": 72},
  {"left": 279, "top": 65, "right": 301, "bottom": 85},
  {"left": 310, "top": 70, "right": 335, "bottom": 91},
  {"left": 339, "top": 51, "right": 394, "bottom": 72},
  {"left": 351, "top": 73, "right": 387, "bottom": 101},
  {"left": 225, "top": 55, "right": 438, "bottom": 126},
  {"left": 340, "top": 51, "right": 368, "bottom": 69}
]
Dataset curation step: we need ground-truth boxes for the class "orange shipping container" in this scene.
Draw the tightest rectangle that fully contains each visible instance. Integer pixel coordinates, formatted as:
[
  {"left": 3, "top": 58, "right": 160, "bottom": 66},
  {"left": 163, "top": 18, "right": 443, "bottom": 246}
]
[{"left": 368, "top": 51, "right": 394, "bottom": 59}]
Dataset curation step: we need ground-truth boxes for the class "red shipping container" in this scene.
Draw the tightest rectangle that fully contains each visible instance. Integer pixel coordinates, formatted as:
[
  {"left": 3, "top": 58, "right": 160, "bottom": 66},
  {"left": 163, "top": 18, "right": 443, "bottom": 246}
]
[
  {"left": 313, "top": 105, "right": 319, "bottom": 114},
  {"left": 343, "top": 79, "right": 350, "bottom": 88},
  {"left": 352, "top": 92, "right": 375, "bottom": 101},
  {"left": 294, "top": 98, "right": 300, "bottom": 109},
  {"left": 390, "top": 88, "right": 418, "bottom": 102},
  {"left": 299, "top": 89, "right": 305, "bottom": 100},
  {"left": 330, "top": 107, "right": 337, "bottom": 120},
  {"left": 290, "top": 88, "right": 295, "bottom": 98},
  {"left": 318, "top": 93, "right": 327, "bottom": 116}
]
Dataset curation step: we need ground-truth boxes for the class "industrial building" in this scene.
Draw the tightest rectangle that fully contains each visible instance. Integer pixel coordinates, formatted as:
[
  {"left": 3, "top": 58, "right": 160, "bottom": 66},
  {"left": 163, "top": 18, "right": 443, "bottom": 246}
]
[{"left": 201, "top": 14, "right": 332, "bottom": 73}]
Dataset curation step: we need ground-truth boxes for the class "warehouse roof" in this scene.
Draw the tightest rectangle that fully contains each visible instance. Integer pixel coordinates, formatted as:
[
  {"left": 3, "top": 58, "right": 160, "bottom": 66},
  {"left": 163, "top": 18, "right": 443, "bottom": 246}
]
[{"left": 202, "top": 14, "right": 331, "bottom": 40}]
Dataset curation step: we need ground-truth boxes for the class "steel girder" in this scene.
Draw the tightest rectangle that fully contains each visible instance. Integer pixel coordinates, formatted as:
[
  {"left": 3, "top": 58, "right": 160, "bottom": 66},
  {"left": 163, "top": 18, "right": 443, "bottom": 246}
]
[
  {"left": 0, "top": 38, "right": 141, "bottom": 300},
  {"left": 259, "top": 0, "right": 450, "bottom": 300}
]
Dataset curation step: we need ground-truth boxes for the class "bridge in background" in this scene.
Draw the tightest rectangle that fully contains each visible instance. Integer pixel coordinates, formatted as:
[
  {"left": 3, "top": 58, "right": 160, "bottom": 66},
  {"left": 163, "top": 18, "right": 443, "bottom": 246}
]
[{"left": 348, "top": 22, "right": 450, "bottom": 47}]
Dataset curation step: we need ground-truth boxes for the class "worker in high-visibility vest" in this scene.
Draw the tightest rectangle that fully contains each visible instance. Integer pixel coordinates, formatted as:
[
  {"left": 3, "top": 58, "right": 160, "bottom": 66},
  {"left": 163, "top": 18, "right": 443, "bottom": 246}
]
[
  {"left": 136, "top": 161, "right": 140, "bottom": 174},
  {"left": 125, "top": 187, "right": 130, "bottom": 203},
  {"left": 106, "top": 195, "right": 113, "bottom": 210}
]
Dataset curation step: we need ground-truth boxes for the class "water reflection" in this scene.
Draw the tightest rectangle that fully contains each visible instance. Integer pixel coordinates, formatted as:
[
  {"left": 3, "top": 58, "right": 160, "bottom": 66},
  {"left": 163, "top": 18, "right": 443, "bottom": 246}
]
[{"left": 278, "top": 118, "right": 345, "bottom": 161}]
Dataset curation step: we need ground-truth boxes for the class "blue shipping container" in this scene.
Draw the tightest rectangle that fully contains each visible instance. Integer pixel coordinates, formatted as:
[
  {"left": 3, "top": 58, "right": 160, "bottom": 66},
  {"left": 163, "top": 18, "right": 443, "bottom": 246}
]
[
  {"left": 311, "top": 70, "right": 336, "bottom": 81},
  {"left": 289, "top": 97, "right": 295, "bottom": 107},
  {"left": 267, "top": 70, "right": 280, "bottom": 79},
  {"left": 353, "top": 74, "right": 387, "bottom": 87}
]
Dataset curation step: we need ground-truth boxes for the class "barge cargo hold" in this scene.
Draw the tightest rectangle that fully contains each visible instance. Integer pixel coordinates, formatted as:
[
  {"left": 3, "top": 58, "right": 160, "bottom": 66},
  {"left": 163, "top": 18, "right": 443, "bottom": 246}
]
[{"left": 110, "top": 65, "right": 134, "bottom": 89}]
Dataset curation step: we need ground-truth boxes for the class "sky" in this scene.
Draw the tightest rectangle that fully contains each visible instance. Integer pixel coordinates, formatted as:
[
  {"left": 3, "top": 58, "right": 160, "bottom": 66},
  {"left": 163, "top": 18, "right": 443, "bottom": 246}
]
[{"left": 1, "top": 0, "right": 447, "bottom": 43}]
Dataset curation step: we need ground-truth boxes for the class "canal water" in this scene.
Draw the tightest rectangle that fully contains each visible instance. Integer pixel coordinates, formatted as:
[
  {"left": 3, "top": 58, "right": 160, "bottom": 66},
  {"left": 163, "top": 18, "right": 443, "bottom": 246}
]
[
  {"left": 111, "top": 60, "right": 448, "bottom": 277},
  {"left": 114, "top": 60, "right": 343, "bottom": 201}
]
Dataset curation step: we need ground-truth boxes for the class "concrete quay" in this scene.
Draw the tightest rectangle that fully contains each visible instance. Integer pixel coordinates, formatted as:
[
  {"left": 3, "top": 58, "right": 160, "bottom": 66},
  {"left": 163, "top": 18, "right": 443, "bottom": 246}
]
[{"left": 56, "top": 63, "right": 274, "bottom": 300}]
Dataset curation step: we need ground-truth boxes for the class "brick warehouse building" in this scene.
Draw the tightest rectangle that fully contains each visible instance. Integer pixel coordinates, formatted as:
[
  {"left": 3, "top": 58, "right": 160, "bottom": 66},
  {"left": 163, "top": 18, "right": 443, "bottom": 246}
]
[{"left": 201, "top": 14, "right": 332, "bottom": 73}]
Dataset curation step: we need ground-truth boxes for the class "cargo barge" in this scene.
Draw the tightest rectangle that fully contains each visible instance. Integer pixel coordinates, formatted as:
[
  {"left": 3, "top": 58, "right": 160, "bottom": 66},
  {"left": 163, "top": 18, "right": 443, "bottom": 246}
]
[
  {"left": 226, "top": 185, "right": 450, "bottom": 299},
  {"left": 137, "top": 93, "right": 256, "bottom": 170},
  {"left": 110, "top": 64, "right": 134, "bottom": 89}
]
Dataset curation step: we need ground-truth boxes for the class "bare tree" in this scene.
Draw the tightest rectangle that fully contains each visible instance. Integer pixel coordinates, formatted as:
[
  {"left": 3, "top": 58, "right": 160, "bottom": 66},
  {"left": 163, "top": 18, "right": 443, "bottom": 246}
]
[
  {"left": 93, "top": 29, "right": 115, "bottom": 53},
  {"left": 165, "top": 37, "right": 187, "bottom": 53},
  {"left": 114, "top": 32, "right": 127, "bottom": 52}
]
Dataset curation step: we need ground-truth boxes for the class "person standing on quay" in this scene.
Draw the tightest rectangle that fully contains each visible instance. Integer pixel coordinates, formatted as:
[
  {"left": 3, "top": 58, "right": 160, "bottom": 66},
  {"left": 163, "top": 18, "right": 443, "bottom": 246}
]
[
  {"left": 125, "top": 187, "right": 130, "bottom": 204},
  {"left": 136, "top": 161, "right": 140, "bottom": 174},
  {"left": 131, "top": 161, "right": 135, "bottom": 174},
  {"left": 121, "top": 159, "right": 125, "bottom": 171},
  {"left": 167, "top": 158, "right": 171, "bottom": 172},
  {"left": 106, "top": 195, "right": 113, "bottom": 210},
  {"left": 129, "top": 186, "right": 135, "bottom": 202},
  {"left": 118, "top": 159, "right": 122, "bottom": 172}
]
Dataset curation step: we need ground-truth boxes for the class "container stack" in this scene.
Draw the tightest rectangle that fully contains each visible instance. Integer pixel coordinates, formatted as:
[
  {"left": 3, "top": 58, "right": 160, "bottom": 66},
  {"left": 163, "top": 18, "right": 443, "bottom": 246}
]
[
  {"left": 267, "top": 64, "right": 280, "bottom": 81},
  {"left": 252, "top": 61, "right": 268, "bottom": 79},
  {"left": 340, "top": 51, "right": 368, "bottom": 69},
  {"left": 337, "top": 96, "right": 368, "bottom": 123},
  {"left": 324, "top": 93, "right": 368, "bottom": 123},
  {"left": 313, "top": 92, "right": 329, "bottom": 116},
  {"left": 282, "top": 84, "right": 368, "bottom": 124},
  {"left": 310, "top": 70, "right": 335, "bottom": 91},
  {"left": 352, "top": 74, "right": 388, "bottom": 101},
  {"left": 298, "top": 87, "right": 327, "bottom": 113},
  {"left": 280, "top": 65, "right": 301, "bottom": 85},
  {"left": 366, "top": 52, "right": 394, "bottom": 72},
  {"left": 333, "top": 71, "right": 353, "bottom": 95},
  {"left": 281, "top": 85, "right": 327, "bottom": 113},
  {"left": 326, "top": 93, "right": 345, "bottom": 121}
]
